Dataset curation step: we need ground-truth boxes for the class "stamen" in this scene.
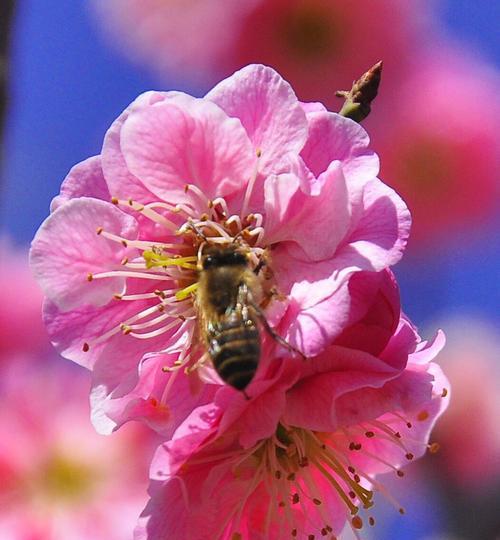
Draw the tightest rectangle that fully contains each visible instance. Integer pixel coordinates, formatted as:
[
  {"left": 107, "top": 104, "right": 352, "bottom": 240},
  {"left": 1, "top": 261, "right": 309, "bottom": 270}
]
[
  {"left": 111, "top": 198, "right": 178, "bottom": 231},
  {"left": 241, "top": 152, "right": 261, "bottom": 218},
  {"left": 211, "top": 197, "right": 229, "bottom": 218},
  {"left": 114, "top": 291, "right": 175, "bottom": 301},
  {"left": 175, "top": 282, "right": 198, "bottom": 300},
  {"left": 184, "top": 184, "right": 210, "bottom": 208},
  {"left": 93, "top": 271, "right": 173, "bottom": 283},
  {"left": 225, "top": 214, "right": 243, "bottom": 231},
  {"left": 129, "top": 318, "right": 183, "bottom": 339}
]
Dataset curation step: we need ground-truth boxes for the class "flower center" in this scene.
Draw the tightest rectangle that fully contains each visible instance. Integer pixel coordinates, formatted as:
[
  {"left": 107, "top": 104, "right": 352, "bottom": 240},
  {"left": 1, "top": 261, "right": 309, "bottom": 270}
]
[
  {"left": 36, "top": 454, "right": 98, "bottom": 504},
  {"left": 220, "top": 413, "right": 440, "bottom": 540},
  {"left": 83, "top": 178, "right": 273, "bottom": 392}
]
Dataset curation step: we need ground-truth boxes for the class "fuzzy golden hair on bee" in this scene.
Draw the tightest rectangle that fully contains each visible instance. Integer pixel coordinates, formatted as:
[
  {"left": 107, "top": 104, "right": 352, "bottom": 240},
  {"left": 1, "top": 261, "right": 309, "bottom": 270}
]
[
  {"left": 195, "top": 244, "right": 261, "bottom": 391},
  {"left": 195, "top": 242, "right": 305, "bottom": 393}
]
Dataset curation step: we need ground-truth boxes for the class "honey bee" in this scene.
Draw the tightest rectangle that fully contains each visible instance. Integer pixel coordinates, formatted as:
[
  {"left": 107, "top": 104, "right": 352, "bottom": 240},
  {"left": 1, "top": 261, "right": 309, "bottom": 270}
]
[{"left": 196, "top": 243, "right": 302, "bottom": 393}]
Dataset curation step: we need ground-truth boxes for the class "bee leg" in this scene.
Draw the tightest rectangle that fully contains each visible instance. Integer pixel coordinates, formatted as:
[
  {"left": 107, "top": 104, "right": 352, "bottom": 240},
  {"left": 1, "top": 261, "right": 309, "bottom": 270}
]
[
  {"left": 252, "top": 303, "right": 307, "bottom": 361},
  {"left": 253, "top": 249, "right": 272, "bottom": 278},
  {"left": 242, "top": 390, "right": 251, "bottom": 401},
  {"left": 253, "top": 258, "right": 265, "bottom": 275}
]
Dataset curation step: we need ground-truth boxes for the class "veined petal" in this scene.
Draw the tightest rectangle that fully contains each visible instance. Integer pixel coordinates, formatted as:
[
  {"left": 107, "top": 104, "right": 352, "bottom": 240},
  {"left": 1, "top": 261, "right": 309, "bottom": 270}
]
[
  {"left": 264, "top": 162, "right": 351, "bottom": 261},
  {"left": 50, "top": 155, "right": 110, "bottom": 211},
  {"left": 30, "top": 198, "right": 139, "bottom": 311},
  {"left": 206, "top": 64, "right": 308, "bottom": 175},
  {"left": 120, "top": 97, "right": 255, "bottom": 203},
  {"left": 301, "top": 111, "right": 380, "bottom": 183},
  {"left": 102, "top": 91, "right": 169, "bottom": 204},
  {"left": 337, "top": 177, "right": 412, "bottom": 271}
]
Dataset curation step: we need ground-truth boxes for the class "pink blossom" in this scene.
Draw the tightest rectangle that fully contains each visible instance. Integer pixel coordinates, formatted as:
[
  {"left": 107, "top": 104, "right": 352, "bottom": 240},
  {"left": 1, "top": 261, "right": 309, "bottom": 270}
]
[
  {"left": 375, "top": 48, "right": 500, "bottom": 246},
  {"left": 91, "top": 0, "right": 433, "bottom": 108},
  {"left": 0, "top": 361, "right": 156, "bottom": 540},
  {"left": 91, "top": 1, "right": 258, "bottom": 85},
  {"left": 30, "top": 65, "right": 410, "bottom": 436},
  {"left": 0, "top": 238, "right": 49, "bottom": 359},
  {"left": 427, "top": 317, "right": 500, "bottom": 493},
  {"left": 136, "top": 273, "right": 448, "bottom": 539}
]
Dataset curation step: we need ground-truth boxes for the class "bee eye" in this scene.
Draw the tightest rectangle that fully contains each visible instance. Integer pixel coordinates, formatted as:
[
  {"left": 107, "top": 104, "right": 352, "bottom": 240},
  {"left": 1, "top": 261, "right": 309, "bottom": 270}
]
[{"left": 202, "top": 256, "right": 214, "bottom": 269}]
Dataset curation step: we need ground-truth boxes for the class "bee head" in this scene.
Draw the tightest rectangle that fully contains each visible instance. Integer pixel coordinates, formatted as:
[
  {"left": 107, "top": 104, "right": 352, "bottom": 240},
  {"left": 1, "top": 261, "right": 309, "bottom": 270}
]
[{"left": 202, "top": 245, "right": 248, "bottom": 270}]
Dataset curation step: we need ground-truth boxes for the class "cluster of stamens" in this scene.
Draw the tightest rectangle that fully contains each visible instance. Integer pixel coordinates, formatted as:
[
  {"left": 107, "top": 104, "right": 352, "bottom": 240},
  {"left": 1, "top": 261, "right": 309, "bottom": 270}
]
[
  {"left": 82, "top": 174, "right": 269, "bottom": 404},
  {"left": 195, "top": 402, "right": 446, "bottom": 540}
]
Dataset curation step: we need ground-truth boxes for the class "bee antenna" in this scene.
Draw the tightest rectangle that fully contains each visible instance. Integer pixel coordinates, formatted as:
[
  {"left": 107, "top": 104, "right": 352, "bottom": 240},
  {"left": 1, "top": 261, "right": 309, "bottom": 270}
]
[{"left": 242, "top": 390, "right": 251, "bottom": 401}]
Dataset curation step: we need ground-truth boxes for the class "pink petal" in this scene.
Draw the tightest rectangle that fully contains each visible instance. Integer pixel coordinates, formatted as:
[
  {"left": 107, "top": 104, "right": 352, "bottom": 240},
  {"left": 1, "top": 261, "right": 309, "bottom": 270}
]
[
  {"left": 102, "top": 91, "right": 169, "bottom": 204},
  {"left": 120, "top": 97, "right": 255, "bottom": 203},
  {"left": 214, "top": 355, "right": 300, "bottom": 448},
  {"left": 277, "top": 281, "right": 354, "bottom": 358},
  {"left": 30, "top": 198, "right": 139, "bottom": 311},
  {"left": 264, "top": 162, "right": 351, "bottom": 261},
  {"left": 299, "top": 101, "right": 327, "bottom": 114},
  {"left": 89, "top": 324, "right": 191, "bottom": 434},
  {"left": 50, "top": 155, "right": 110, "bottom": 211},
  {"left": 411, "top": 329, "right": 446, "bottom": 364},
  {"left": 334, "top": 364, "right": 434, "bottom": 429},
  {"left": 206, "top": 64, "right": 308, "bottom": 175},
  {"left": 343, "top": 362, "right": 450, "bottom": 475},
  {"left": 95, "top": 353, "right": 217, "bottom": 436},
  {"left": 336, "top": 177, "right": 411, "bottom": 271},
  {"left": 284, "top": 345, "right": 400, "bottom": 431},
  {"left": 301, "top": 111, "right": 379, "bottom": 183},
  {"left": 335, "top": 269, "right": 400, "bottom": 358}
]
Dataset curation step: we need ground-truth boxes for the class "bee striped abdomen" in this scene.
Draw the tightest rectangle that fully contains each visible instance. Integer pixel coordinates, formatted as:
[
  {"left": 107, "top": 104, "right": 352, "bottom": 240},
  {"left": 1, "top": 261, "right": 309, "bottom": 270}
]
[{"left": 208, "top": 313, "right": 260, "bottom": 391}]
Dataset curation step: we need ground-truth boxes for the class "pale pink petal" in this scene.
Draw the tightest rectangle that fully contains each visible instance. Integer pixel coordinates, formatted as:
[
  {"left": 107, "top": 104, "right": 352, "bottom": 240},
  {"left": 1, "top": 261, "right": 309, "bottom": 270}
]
[
  {"left": 271, "top": 175, "right": 405, "bottom": 313},
  {"left": 411, "top": 329, "right": 446, "bottom": 364},
  {"left": 264, "top": 162, "right": 351, "bottom": 261},
  {"left": 300, "top": 101, "right": 327, "bottom": 113},
  {"left": 379, "top": 317, "right": 420, "bottom": 369},
  {"left": 206, "top": 64, "right": 308, "bottom": 175},
  {"left": 30, "top": 198, "right": 139, "bottom": 311},
  {"left": 301, "top": 111, "right": 379, "bottom": 183},
  {"left": 213, "top": 354, "right": 300, "bottom": 448},
  {"left": 120, "top": 97, "right": 255, "bottom": 203},
  {"left": 276, "top": 281, "right": 354, "bottom": 357},
  {"left": 42, "top": 272, "right": 175, "bottom": 369},
  {"left": 96, "top": 353, "right": 217, "bottom": 436},
  {"left": 102, "top": 91, "right": 169, "bottom": 204},
  {"left": 135, "top": 479, "right": 190, "bottom": 540},
  {"left": 335, "top": 177, "right": 411, "bottom": 271},
  {"left": 89, "top": 326, "right": 191, "bottom": 434},
  {"left": 50, "top": 156, "right": 110, "bottom": 211}
]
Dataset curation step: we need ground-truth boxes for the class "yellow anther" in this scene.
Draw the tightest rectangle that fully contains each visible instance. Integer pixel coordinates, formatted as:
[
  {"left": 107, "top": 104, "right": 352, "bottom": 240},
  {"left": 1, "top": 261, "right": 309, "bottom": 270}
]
[{"left": 175, "top": 282, "right": 198, "bottom": 300}]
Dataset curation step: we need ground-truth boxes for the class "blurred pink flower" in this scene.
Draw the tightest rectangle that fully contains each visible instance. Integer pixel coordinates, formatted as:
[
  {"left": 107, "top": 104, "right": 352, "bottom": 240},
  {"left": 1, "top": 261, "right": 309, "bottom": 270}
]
[
  {"left": 376, "top": 48, "right": 500, "bottom": 247},
  {"left": 91, "top": 0, "right": 433, "bottom": 107},
  {"left": 136, "top": 274, "right": 448, "bottom": 539},
  {"left": 30, "top": 65, "right": 410, "bottom": 436},
  {"left": 91, "top": 0, "right": 257, "bottom": 85},
  {"left": 0, "top": 238, "right": 49, "bottom": 359},
  {"left": 428, "top": 317, "right": 500, "bottom": 493},
  {"left": 0, "top": 361, "right": 156, "bottom": 540}
]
